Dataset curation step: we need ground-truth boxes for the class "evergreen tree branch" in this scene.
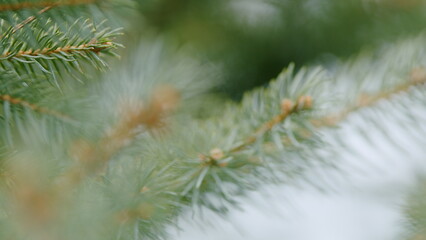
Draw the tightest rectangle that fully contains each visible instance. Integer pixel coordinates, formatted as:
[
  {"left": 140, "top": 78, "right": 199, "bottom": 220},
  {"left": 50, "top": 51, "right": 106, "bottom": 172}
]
[
  {"left": 1, "top": 5, "right": 54, "bottom": 38},
  {"left": 229, "top": 96, "right": 313, "bottom": 153},
  {"left": 0, "top": 94, "right": 72, "bottom": 121},
  {"left": 197, "top": 95, "right": 313, "bottom": 169},
  {"left": 0, "top": 71, "right": 79, "bottom": 144},
  {"left": 175, "top": 41, "right": 426, "bottom": 217},
  {"left": 312, "top": 67, "right": 426, "bottom": 128},
  {"left": 0, "top": 87, "right": 181, "bottom": 240},
  {"left": 0, "top": 17, "right": 121, "bottom": 85},
  {"left": 1, "top": 40, "right": 114, "bottom": 59},
  {"left": 59, "top": 86, "right": 180, "bottom": 188}
]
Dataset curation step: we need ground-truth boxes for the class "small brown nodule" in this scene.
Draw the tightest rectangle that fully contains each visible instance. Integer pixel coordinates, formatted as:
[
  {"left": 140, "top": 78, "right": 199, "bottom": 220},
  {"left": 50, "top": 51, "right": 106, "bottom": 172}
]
[
  {"left": 210, "top": 148, "right": 224, "bottom": 160},
  {"left": 297, "top": 95, "right": 313, "bottom": 109},
  {"left": 280, "top": 99, "right": 294, "bottom": 113},
  {"left": 140, "top": 186, "right": 150, "bottom": 193},
  {"left": 410, "top": 67, "right": 426, "bottom": 84}
]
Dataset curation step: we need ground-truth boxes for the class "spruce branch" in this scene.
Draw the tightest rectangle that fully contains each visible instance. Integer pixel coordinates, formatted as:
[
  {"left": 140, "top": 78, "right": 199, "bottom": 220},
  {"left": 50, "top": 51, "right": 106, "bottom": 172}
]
[
  {"left": 197, "top": 96, "right": 313, "bottom": 170},
  {"left": 229, "top": 96, "right": 313, "bottom": 153},
  {"left": 0, "top": 5, "right": 54, "bottom": 39},
  {"left": 0, "top": 71, "right": 79, "bottom": 144},
  {"left": 0, "top": 87, "right": 181, "bottom": 240},
  {"left": 174, "top": 42, "right": 426, "bottom": 217},
  {"left": 60, "top": 86, "right": 180, "bottom": 187},
  {"left": 0, "top": 17, "right": 121, "bottom": 85},
  {"left": 312, "top": 67, "right": 426, "bottom": 128},
  {"left": 0, "top": 94, "right": 72, "bottom": 121},
  {"left": 273, "top": 67, "right": 426, "bottom": 152},
  {"left": 1, "top": 41, "right": 114, "bottom": 58}
]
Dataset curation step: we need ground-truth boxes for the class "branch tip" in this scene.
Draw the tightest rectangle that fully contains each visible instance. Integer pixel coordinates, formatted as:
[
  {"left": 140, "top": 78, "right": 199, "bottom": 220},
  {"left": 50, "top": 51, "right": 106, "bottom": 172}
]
[
  {"left": 140, "top": 186, "right": 150, "bottom": 193},
  {"left": 298, "top": 95, "right": 313, "bottom": 109},
  {"left": 210, "top": 148, "right": 224, "bottom": 160}
]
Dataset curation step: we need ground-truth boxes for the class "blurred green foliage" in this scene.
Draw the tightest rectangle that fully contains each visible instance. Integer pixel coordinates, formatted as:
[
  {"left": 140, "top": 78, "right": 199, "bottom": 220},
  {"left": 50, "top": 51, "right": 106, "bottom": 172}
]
[{"left": 130, "top": 0, "right": 426, "bottom": 98}]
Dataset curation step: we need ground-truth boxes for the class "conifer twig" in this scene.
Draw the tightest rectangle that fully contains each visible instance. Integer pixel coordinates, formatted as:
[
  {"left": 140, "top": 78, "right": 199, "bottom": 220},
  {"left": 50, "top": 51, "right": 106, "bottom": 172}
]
[
  {"left": 202, "top": 67, "right": 426, "bottom": 164},
  {"left": 12, "top": 6, "right": 53, "bottom": 34},
  {"left": 1, "top": 41, "right": 113, "bottom": 59},
  {"left": 0, "top": 94, "right": 73, "bottom": 121},
  {"left": 0, "top": 5, "right": 54, "bottom": 39},
  {"left": 230, "top": 96, "right": 313, "bottom": 153},
  {"left": 312, "top": 67, "right": 426, "bottom": 128},
  {"left": 200, "top": 96, "right": 313, "bottom": 165},
  {"left": 59, "top": 86, "right": 180, "bottom": 188}
]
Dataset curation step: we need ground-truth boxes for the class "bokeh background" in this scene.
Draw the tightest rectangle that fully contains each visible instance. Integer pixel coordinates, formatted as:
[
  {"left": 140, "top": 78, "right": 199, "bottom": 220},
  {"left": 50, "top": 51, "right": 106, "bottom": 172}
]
[{"left": 122, "top": 0, "right": 426, "bottom": 99}]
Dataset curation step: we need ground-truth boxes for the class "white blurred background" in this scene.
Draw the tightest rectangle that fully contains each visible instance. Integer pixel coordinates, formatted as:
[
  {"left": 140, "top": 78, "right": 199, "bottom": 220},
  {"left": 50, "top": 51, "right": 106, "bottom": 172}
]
[{"left": 171, "top": 107, "right": 426, "bottom": 240}]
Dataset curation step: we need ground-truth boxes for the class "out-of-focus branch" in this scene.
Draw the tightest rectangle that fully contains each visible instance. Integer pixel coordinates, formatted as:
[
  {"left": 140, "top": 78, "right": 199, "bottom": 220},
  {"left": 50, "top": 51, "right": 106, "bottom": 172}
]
[
  {"left": 312, "top": 67, "right": 426, "bottom": 128},
  {"left": 61, "top": 85, "right": 180, "bottom": 187},
  {"left": 0, "top": 5, "right": 54, "bottom": 39},
  {"left": 0, "top": 94, "right": 72, "bottom": 121}
]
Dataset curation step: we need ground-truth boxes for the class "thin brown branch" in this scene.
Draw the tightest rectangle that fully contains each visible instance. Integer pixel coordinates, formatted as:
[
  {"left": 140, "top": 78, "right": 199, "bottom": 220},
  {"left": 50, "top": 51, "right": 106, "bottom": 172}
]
[
  {"left": 58, "top": 85, "right": 180, "bottom": 188},
  {"left": 0, "top": 5, "right": 54, "bottom": 39},
  {"left": 0, "top": 0, "right": 96, "bottom": 12},
  {"left": 3, "top": 156, "right": 60, "bottom": 240},
  {"left": 198, "top": 95, "right": 313, "bottom": 166},
  {"left": 1, "top": 41, "right": 113, "bottom": 59},
  {"left": 230, "top": 96, "right": 313, "bottom": 153},
  {"left": 312, "top": 67, "right": 426, "bottom": 128},
  {"left": 0, "top": 94, "right": 73, "bottom": 121},
  {"left": 202, "top": 67, "right": 426, "bottom": 164},
  {"left": 12, "top": 6, "right": 53, "bottom": 34}
]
